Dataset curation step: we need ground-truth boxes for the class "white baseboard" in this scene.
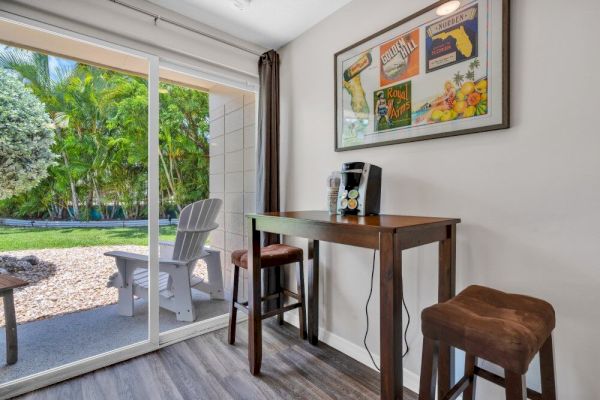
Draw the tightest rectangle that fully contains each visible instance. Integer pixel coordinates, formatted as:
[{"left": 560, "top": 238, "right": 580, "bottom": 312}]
[{"left": 285, "top": 315, "right": 420, "bottom": 394}]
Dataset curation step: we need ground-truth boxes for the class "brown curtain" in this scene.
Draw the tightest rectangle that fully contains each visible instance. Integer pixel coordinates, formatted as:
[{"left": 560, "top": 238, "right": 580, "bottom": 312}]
[{"left": 257, "top": 50, "right": 280, "bottom": 311}]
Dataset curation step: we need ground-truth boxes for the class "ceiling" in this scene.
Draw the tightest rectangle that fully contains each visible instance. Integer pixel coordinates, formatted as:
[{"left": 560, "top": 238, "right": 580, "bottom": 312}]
[{"left": 146, "top": 0, "right": 353, "bottom": 49}]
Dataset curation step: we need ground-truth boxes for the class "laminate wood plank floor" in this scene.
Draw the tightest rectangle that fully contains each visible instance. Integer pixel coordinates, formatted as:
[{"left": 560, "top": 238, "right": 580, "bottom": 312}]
[{"left": 16, "top": 320, "right": 417, "bottom": 400}]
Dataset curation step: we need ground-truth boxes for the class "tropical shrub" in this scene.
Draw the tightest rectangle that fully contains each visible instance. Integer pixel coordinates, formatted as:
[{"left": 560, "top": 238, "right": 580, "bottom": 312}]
[{"left": 0, "top": 69, "right": 56, "bottom": 199}]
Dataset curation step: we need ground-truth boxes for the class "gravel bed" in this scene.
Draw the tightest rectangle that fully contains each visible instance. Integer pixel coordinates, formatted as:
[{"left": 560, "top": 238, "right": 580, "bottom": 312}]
[{"left": 0, "top": 246, "right": 207, "bottom": 326}]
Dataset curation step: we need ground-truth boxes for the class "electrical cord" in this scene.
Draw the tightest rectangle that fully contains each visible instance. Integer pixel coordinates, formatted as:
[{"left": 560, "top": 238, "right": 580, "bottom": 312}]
[{"left": 363, "top": 249, "right": 410, "bottom": 371}]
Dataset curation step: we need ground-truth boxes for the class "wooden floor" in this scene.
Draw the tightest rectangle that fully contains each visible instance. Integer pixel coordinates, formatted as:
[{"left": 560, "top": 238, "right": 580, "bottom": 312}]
[{"left": 17, "top": 320, "right": 417, "bottom": 399}]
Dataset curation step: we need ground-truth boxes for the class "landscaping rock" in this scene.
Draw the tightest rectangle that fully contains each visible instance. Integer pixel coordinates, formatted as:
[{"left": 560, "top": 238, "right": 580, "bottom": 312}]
[
  {"left": 0, "top": 255, "right": 17, "bottom": 263},
  {"left": 20, "top": 255, "right": 39, "bottom": 265},
  {"left": 15, "top": 260, "right": 33, "bottom": 270},
  {"left": 0, "top": 268, "right": 8, "bottom": 275}
]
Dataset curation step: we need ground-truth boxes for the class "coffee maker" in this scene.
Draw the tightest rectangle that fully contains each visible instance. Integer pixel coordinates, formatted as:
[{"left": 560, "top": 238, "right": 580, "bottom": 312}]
[{"left": 337, "top": 162, "right": 382, "bottom": 216}]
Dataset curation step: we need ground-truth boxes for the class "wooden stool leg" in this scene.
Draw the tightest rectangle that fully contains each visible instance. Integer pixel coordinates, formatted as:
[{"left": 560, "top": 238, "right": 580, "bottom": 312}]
[
  {"left": 296, "top": 260, "right": 307, "bottom": 339},
  {"left": 4, "top": 290, "right": 18, "bottom": 365},
  {"left": 419, "top": 337, "right": 439, "bottom": 400},
  {"left": 463, "top": 353, "right": 477, "bottom": 400},
  {"left": 228, "top": 265, "right": 240, "bottom": 345},
  {"left": 539, "top": 335, "right": 557, "bottom": 400},
  {"left": 505, "top": 371, "right": 526, "bottom": 400},
  {"left": 276, "top": 267, "right": 284, "bottom": 326}
]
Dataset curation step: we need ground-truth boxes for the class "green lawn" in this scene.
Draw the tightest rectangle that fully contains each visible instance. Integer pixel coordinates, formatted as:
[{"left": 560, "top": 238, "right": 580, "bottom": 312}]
[{"left": 0, "top": 226, "right": 177, "bottom": 251}]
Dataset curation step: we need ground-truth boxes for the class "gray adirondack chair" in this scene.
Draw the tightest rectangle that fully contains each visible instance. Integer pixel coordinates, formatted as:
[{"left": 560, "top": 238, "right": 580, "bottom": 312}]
[{"left": 105, "top": 198, "right": 224, "bottom": 322}]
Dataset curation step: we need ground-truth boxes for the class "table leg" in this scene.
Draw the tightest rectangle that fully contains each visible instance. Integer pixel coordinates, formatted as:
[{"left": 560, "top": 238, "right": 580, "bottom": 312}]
[
  {"left": 4, "top": 290, "right": 18, "bottom": 365},
  {"left": 379, "top": 232, "right": 403, "bottom": 399},
  {"left": 247, "top": 217, "right": 262, "bottom": 375},
  {"left": 307, "top": 240, "right": 319, "bottom": 345},
  {"left": 438, "top": 224, "right": 457, "bottom": 398}
]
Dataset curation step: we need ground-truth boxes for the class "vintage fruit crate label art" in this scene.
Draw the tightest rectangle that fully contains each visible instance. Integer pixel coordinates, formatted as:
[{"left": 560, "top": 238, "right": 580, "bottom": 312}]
[
  {"left": 426, "top": 5, "right": 479, "bottom": 73},
  {"left": 413, "top": 59, "right": 488, "bottom": 125},
  {"left": 373, "top": 81, "right": 412, "bottom": 132},
  {"left": 340, "top": 51, "right": 375, "bottom": 144},
  {"left": 379, "top": 29, "right": 420, "bottom": 87}
]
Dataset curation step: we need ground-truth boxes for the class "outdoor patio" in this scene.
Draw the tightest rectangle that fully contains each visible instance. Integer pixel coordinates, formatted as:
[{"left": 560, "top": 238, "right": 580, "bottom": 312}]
[
  {"left": 0, "top": 290, "right": 228, "bottom": 382},
  {"left": 0, "top": 246, "right": 229, "bottom": 383}
]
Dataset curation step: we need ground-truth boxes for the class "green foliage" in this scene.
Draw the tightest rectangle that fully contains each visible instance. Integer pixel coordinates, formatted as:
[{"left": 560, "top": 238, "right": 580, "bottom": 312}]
[
  {"left": 0, "top": 46, "right": 210, "bottom": 220},
  {"left": 0, "top": 225, "right": 177, "bottom": 251},
  {"left": 0, "top": 69, "right": 56, "bottom": 199}
]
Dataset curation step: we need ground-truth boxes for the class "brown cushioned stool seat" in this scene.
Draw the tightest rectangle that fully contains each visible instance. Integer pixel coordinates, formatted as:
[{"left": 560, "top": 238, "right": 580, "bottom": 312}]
[
  {"left": 228, "top": 244, "right": 307, "bottom": 353},
  {"left": 418, "top": 285, "right": 557, "bottom": 400},
  {"left": 231, "top": 244, "right": 303, "bottom": 269},
  {"left": 422, "top": 285, "right": 555, "bottom": 374}
]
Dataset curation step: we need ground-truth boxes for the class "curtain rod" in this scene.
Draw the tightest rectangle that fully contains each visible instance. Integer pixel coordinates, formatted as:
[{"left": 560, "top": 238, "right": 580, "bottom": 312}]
[{"left": 108, "top": 0, "right": 263, "bottom": 57}]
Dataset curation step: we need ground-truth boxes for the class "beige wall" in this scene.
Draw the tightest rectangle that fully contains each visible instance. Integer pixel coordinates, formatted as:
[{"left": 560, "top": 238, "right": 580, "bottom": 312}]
[
  {"left": 279, "top": 0, "right": 600, "bottom": 398},
  {"left": 209, "top": 88, "right": 256, "bottom": 300}
]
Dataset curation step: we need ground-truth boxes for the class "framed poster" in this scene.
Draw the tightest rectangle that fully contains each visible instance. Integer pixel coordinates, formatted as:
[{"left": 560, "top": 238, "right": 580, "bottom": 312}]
[{"left": 334, "top": 0, "right": 509, "bottom": 151}]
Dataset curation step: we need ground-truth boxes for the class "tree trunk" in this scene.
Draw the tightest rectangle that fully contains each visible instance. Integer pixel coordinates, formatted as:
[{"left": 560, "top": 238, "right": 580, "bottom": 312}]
[
  {"left": 159, "top": 151, "right": 181, "bottom": 211},
  {"left": 62, "top": 152, "right": 80, "bottom": 220}
]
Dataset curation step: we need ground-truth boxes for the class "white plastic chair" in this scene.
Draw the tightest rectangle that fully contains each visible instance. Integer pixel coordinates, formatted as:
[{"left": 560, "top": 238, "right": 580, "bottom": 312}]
[{"left": 105, "top": 198, "right": 224, "bottom": 322}]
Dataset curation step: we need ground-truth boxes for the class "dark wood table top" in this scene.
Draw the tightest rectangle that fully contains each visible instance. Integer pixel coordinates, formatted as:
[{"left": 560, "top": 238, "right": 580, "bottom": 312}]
[
  {"left": 0, "top": 275, "right": 29, "bottom": 292},
  {"left": 250, "top": 211, "right": 460, "bottom": 233}
]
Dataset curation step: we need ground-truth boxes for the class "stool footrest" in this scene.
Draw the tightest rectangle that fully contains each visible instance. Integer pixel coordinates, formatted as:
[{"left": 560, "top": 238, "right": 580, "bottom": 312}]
[
  {"left": 441, "top": 375, "right": 470, "bottom": 400},
  {"left": 474, "top": 366, "right": 542, "bottom": 400},
  {"left": 234, "top": 301, "right": 303, "bottom": 320}
]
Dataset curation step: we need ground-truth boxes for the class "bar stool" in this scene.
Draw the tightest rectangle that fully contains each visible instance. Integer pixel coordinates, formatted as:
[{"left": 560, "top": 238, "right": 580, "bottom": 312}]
[
  {"left": 228, "top": 244, "right": 306, "bottom": 345},
  {"left": 419, "top": 285, "right": 556, "bottom": 400}
]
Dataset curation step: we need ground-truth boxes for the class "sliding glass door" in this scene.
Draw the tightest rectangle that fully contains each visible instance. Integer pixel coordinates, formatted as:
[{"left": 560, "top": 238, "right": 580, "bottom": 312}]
[
  {"left": 0, "top": 16, "right": 159, "bottom": 398},
  {"left": 156, "top": 63, "right": 257, "bottom": 341},
  {"left": 0, "top": 13, "right": 258, "bottom": 398}
]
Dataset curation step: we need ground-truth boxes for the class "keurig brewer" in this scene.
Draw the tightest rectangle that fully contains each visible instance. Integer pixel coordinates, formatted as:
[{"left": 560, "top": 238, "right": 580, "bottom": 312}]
[{"left": 337, "top": 162, "right": 382, "bottom": 216}]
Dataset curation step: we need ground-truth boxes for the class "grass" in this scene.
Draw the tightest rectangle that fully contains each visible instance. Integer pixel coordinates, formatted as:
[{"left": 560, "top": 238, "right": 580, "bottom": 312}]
[{"left": 0, "top": 226, "right": 177, "bottom": 251}]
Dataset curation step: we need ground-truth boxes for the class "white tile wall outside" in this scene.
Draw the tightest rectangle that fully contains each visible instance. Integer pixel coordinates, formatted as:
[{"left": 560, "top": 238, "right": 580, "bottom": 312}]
[
  {"left": 225, "top": 172, "right": 243, "bottom": 193},
  {"left": 225, "top": 212, "right": 244, "bottom": 235},
  {"left": 209, "top": 229, "right": 224, "bottom": 250},
  {"left": 225, "top": 192, "right": 243, "bottom": 213},
  {"left": 209, "top": 135, "right": 225, "bottom": 156},
  {"left": 225, "top": 150, "right": 244, "bottom": 172},
  {"left": 209, "top": 116, "right": 224, "bottom": 138},
  {"left": 226, "top": 232, "right": 244, "bottom": 252},
  {"left": 210, "top": 105, "right": 224, "bottom": 121},
  {"left": 225, "top": 129, "right": 244, "bottom": 153},
  {"left": 243, "top": 103, "right": 256, "bottom": 127},
  {"left": 243, "top": 147, "right": 256, "bottom": 171},
  {"left": 243, "top": 125, "right": 256, "bottom": 149},
  {"left": 210, "top": 92, "right": 256, "bottom": 301},
  {"left": 225, "top": 109, "right": 243, "bottom": 133},
  {"left": 244, "top": 193, "right": 256, "bottom": 214},
  {"left": 215, "top": 209, "right": 224, "bottom": 230},
  {"left": 244, "top": 171, "right": 256, "bottom": 193},
  {"left": 209, "top": 154, "right": 224, "bottom": 174},
  {"left": 209, "top": 173, "right": 224, "bottom": 193},
  {"left": 224, "top": 96, "right": 243, "bottom": 114}
]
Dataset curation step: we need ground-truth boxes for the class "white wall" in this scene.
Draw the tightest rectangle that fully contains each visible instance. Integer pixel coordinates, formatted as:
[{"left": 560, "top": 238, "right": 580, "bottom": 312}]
[
  {"left": 209, "top": 88, "right": 256, "bottom": 301},
  {"left": 279, "top": 0, "right": 600, "bottom": 398}
]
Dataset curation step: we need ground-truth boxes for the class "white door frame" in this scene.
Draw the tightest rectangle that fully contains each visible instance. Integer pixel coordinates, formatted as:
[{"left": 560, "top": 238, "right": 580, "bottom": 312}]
[{"left": 0, "top": 12, "right": 255, "bottom": 399}]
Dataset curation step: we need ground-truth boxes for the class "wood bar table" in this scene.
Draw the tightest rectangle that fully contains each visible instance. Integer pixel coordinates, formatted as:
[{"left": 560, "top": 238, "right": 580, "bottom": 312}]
[{"left": 246, "top": 211, "right": 460, "bottom": 400}]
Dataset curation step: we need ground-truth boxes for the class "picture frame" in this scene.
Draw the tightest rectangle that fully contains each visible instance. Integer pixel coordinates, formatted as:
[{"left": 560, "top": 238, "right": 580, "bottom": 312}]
[{"left": 334, "top": 0, "right": 510, "bottom": 152}]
